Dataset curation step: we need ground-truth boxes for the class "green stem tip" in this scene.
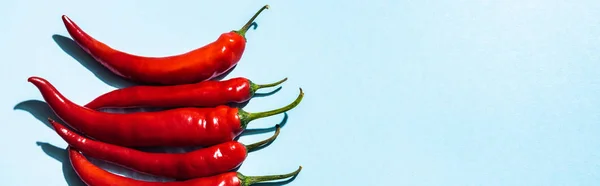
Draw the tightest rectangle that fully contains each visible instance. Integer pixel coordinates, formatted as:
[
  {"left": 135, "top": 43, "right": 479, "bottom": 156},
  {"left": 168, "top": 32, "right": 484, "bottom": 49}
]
[
  {"left": 239, "top": 166, "right": 303, "bottom": 186},
  {"left": 239, "top": 88, "right": 304, "bottom": 128},
  {"left": 236, "top": 4, "right": 270, "bottom": 37},
  {"left": 245, "top": 124, "right": 281, "bottom": 152},
  {"left": 250, "top": 77, "right": 287, "bottom": 94}
]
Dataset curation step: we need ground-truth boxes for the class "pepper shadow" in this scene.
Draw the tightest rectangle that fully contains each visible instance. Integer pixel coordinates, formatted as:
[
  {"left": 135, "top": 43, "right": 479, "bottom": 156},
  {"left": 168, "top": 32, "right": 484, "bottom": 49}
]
[
  {"left": 14, "top": 100, "right": 61, "bottom": 129},
  {"left": 251, "top": 22, "right": 259, "bottom": 30},
  {"left": 253, "top": 174, "right": 299, "bottom": 186},
  {"left": 36, "top": 142, "right": 298, "bottom": 185},
  {"left": 37, "top": 142, "right": 175, "bottom": 183},
  {"left": 227, "top": 101, "right": 250, "bottom": 109},
  {"left": 241, "top": 113, "right": 288, "bottom": 137},
  {"left": 35, "top": 142, "right": 86, "bottom": 186},
  {"left": 226, "top": 86, "right": 284, "bottom": 110},
  {"left": 211, "top": 65, "right": 237, "bottom": 81},
  {"left": 140, "top": 113, "right": 287, "bottom": 153},
  {"left": 52, "top": 34, "right": 135, "bottom": 88},
  {"left": 254, "top": 86, "right": 282, "bottom": 98}
]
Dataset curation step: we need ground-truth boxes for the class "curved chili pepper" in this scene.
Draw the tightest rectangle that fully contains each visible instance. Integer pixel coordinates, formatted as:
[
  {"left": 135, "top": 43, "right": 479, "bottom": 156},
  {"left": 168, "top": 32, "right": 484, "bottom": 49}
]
[
  {"left": 85, "top": 77, "right": 287, "bottom": 110},
  {"left": 69, "top": 147, "right": 302, "bottom": 186},
  {"left": 62, "top": 5, "right": 270, "bottom": 85},
  {"left": 51, "top": 119, "right": 280, "bottom": 180},
  {"left": 28, "top": 76, "right": 303, "bottom": 147}
]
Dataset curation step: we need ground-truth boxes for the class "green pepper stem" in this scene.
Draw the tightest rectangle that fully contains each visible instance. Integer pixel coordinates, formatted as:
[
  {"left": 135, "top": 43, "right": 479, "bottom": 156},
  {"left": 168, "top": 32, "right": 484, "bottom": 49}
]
[
  {"left": 237, "top": 5, "right": 270, "bottom": 37},
  {"left": 250, "top": 77, "right": 287, "bottom": 95},
  {"left": 240, "top": 166, "right": 303, "bottom": 186},
  {"left": 245, "top": 125, "right": 281, "bottom": 152},
  {"left": 240, "top": 88, "right": 303, "bottom": 127},
  {"left": 255, "top": 78, "right": 287, "bottom": 89}
]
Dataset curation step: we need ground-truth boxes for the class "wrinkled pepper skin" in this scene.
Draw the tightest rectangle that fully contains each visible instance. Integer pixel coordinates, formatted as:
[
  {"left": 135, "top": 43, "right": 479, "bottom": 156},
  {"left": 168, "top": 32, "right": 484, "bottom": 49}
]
[
  {"left": 51, "top": 119, "right": 280, "bottom": 180},
  {"left": 69, "top": 148, "right": 302, "bottom": 186},
  {"left": 85, "top": 77, "right": 286, "bottom": 110},
  {"left": 61, "top": 5, "right": 270, "bottom": 85},
  {"left": 28, "top": 76, "right": 303, "bottom": 147}
]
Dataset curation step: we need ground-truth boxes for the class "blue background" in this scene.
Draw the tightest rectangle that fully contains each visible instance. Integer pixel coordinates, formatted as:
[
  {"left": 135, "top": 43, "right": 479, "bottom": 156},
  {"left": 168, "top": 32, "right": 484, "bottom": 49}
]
[{"left": 2, "top": 0, "right": 600, "bottom": 185}]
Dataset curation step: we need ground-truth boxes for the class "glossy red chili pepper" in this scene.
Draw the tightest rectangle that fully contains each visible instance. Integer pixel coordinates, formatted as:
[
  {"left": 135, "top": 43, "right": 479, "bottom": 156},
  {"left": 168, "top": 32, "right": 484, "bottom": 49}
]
[
  {"left": 69, "top": 147, "right": 302, "bottom": 186},
  {"left": 28, "top": 76, "right": 303, "bottom": 147},
  {"left": 51, "top": 119, "right": 280, "bottom": 180},
  {"left": 62, "top": 5, "right": 270, "bottom": 85},
  {"left": 85, "top": 77, "right": 287, "bottom": 110}
]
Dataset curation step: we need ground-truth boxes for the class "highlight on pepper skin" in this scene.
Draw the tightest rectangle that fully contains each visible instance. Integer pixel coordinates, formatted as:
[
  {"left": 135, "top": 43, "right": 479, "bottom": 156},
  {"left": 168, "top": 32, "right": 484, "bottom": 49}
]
[
  {"left": 21, "top": 4, "right": 308, "bottom": 186},
  {"left": 27, "top": 76, "right": 304, "bottom": 148},
  {"left": 50, "top": 118, "right": 282, "bottom": 180},
  {"left": 84, "top": 77, "right": 288, "bottom": 110},
  {"left": 69, "top": 147, "right": 302, "bottom": 186},
  {"left": 61, "top": 5, "right": 271, "bottom": 85}
]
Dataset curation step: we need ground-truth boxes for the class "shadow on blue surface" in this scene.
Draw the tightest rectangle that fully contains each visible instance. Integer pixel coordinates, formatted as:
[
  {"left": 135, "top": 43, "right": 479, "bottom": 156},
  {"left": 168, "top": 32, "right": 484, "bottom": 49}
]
[
  {"left": 254, "top": 86, "right": 283, "bottom": 98},
  {"left": 226, "top": 100, "right": 251, "bottom": 109},
  {"left": 14, "top": 99, "right": 286, "bottom": 138},
  {"left": 14, "top": 100, "right": 61, "bottom": 129},
  {"left": 16, "top": 91, "right": 296, "bottom": 185},
  {"left": 35, "top": 141, "right": 299, "bottom": 186},
  {"left": 35, "top": 142, "right": 85, "bottom": 186},
  {"left": 245, "top": 114, "right": 288, "bottom": 154},
  {"left": 242, "top": 113, "right": 288, "bottom": 137},
  {"left": 252, "top": 174, "right": 299, "bottom": 186},
  {"left": 23, "top": 102, "right": 295, "bottom": 185},
  {"left": 52, "top": 34, "right": 135, "bottom": 88},
  {"left": 52, "top": 34, "right": 242, "bottom": 87}
]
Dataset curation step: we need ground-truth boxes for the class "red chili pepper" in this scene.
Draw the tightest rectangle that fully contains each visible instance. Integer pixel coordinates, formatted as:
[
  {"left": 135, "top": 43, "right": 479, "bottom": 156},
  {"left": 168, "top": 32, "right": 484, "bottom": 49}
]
[
  {"left": 28, "top": 76, "right": 303, "bottom": 147},
  {"left": 50, "top": 119, "right": 280, "bottom": 180},
  {"left": 68, "top": 147, "right": 302, "bottom": 186},
  {"left": 62, "top": 5, "right": 270, "bottom": 85},
  {"left": 85, "top": 77, "right": 287, "bottom": 110}
]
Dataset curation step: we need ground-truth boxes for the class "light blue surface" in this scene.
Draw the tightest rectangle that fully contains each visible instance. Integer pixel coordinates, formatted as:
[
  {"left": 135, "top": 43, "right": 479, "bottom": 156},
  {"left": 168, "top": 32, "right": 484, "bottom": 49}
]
[{"left": 2, "top": 0, "right": 600, "bottom": 185}]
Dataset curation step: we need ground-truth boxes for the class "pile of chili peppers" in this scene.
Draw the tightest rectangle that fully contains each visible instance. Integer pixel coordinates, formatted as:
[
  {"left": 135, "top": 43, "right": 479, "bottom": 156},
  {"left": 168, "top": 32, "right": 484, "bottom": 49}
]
[{"left": 27, "top": 5, "right": 306, "bottom": 186}]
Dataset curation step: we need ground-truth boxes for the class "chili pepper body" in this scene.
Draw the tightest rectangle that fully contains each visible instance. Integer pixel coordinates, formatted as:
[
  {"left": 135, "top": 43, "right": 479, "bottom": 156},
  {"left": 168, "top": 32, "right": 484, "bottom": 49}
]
[
  {"left": 28, "top": 76, "right": 303, "bottom": 147},
  {"left": 51, "top": 119, "right": 280, "bottom": 180},
  {"left": 61, "top": 5, "right": 269, "bottom": 85},
  {"left": 69, "top": 148, "right": 302, "bottom": 186},
  {"left": 85, "top": 77, "right": 286, "bottom": 110}
]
